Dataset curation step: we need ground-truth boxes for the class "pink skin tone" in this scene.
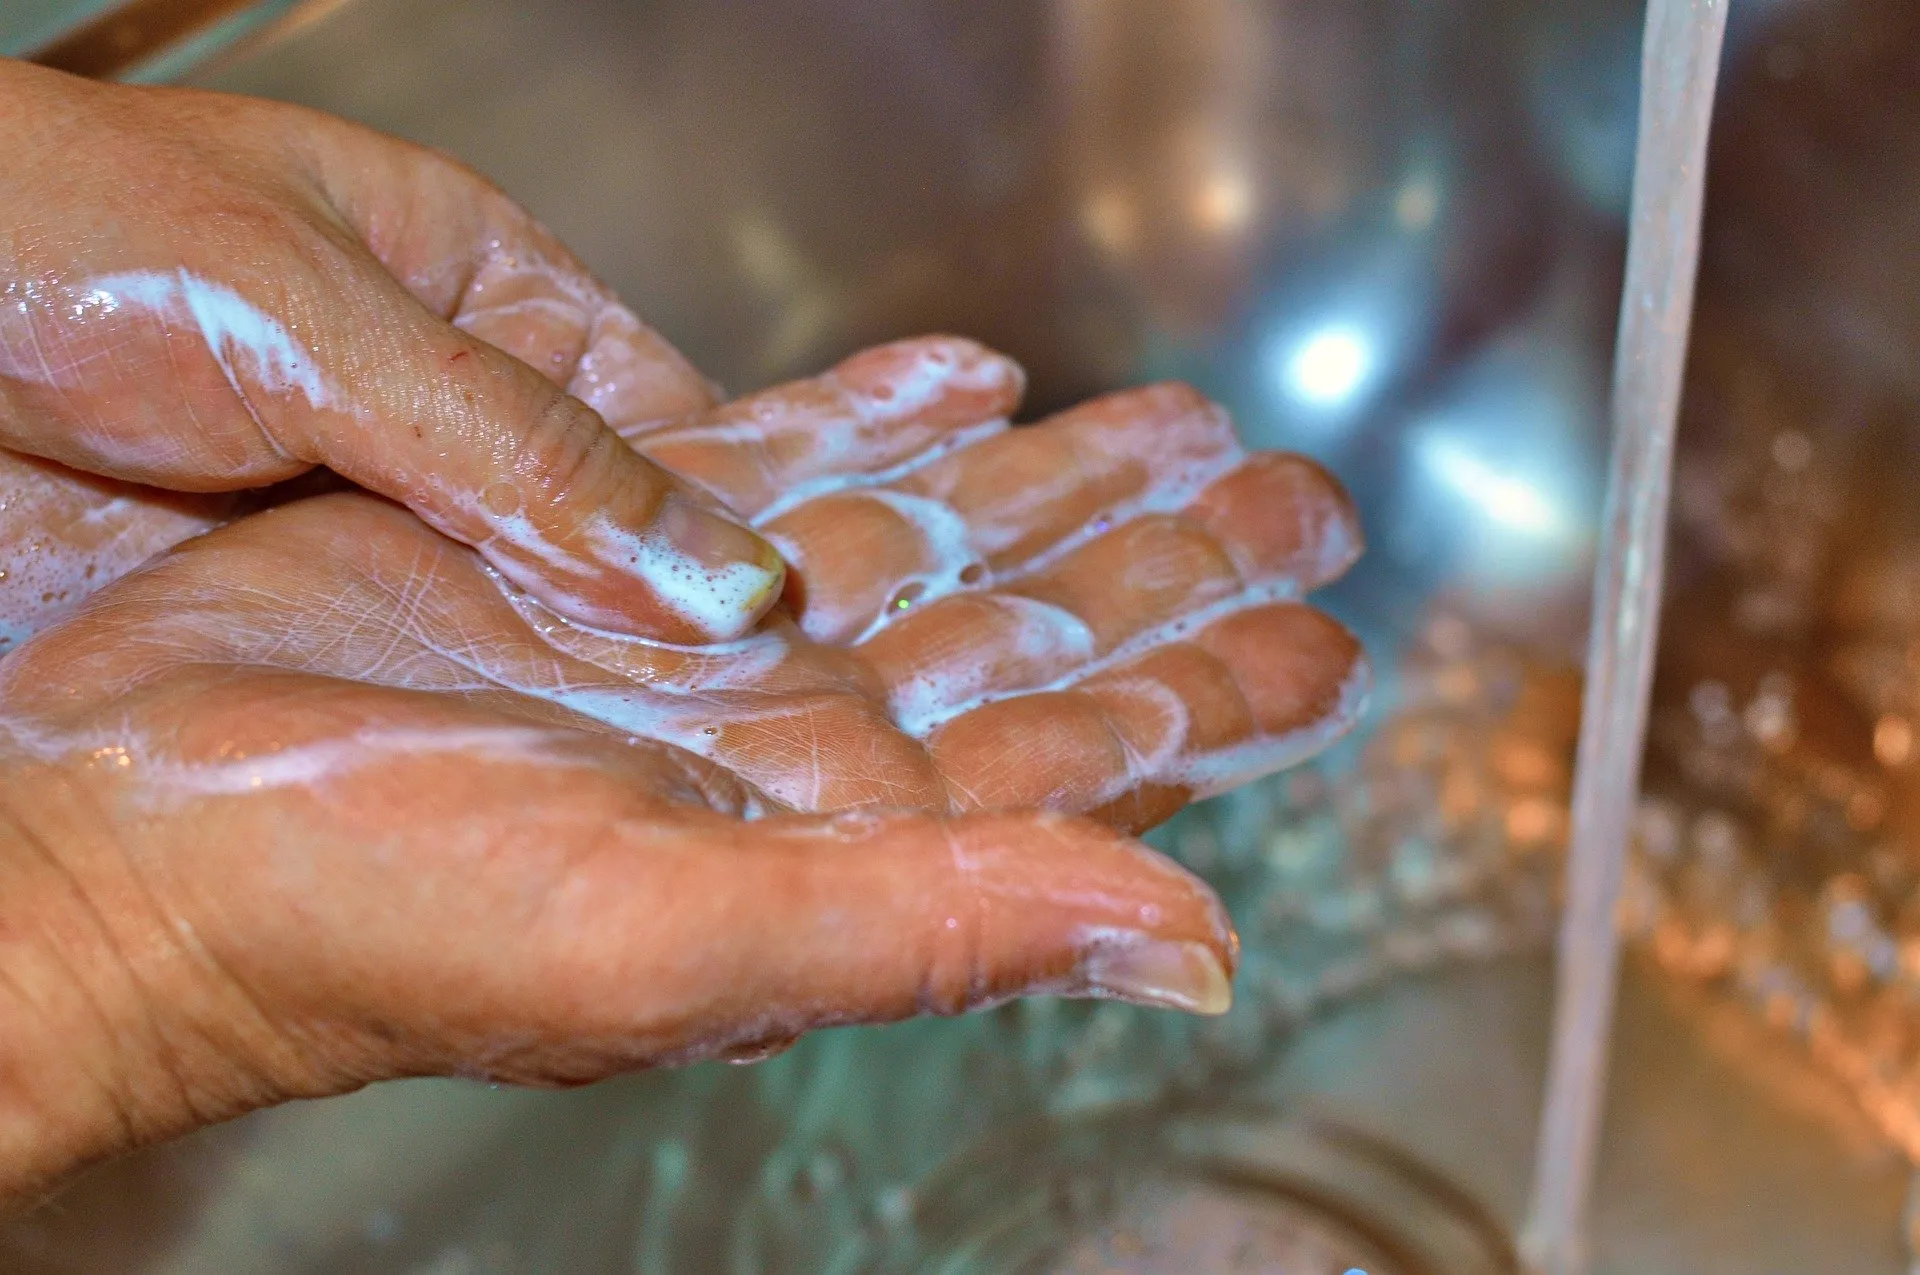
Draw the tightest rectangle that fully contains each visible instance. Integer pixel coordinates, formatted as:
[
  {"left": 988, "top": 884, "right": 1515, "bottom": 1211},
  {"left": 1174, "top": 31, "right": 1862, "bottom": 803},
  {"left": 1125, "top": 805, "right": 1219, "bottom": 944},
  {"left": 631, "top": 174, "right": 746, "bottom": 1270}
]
[
  {"left": 0, "top": 63, "right": 1366, "bottom": 1212},
  {"left": 0, "top": 335, "right": 1365, "bottom": 1209},
  {"left": 0, "top": 58, "right": 779, "bottom": 645}
]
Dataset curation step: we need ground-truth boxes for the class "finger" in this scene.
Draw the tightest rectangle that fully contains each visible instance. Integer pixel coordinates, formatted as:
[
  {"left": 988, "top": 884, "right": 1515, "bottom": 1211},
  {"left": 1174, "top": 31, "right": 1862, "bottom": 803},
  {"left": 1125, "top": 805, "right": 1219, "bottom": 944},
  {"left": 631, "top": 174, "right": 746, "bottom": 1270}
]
[
  {"left": 304, "top": 124, "right": 785, "bottom": 641},
  {"left": 447, "top": 248, "right": 721, "bottom": 436},
  {"left": 926, "top": 603, "right": 1367, "bottom": 830},
  {"left": 632, "top": 336, "right": 1025, "bottom": 519},
  {"left": 1176, "top": 451, "right": 1364, "bottom": 586},
  {"left": 532, "top": 808, "right": 1238, "bottom": 1075},
  {"left": 99, "top": 750, "right": 1235, "bottom": 1091},
  {"left": 862, "top": 456, "right": 1361, "bottom": 733},
  {"left": 288, "top": 260, "right": 786, "bottom": 644},
  {"left": 760, "top": 488, "right": 986, "bottom": 644},
  {"left": 0, "top": 93, "right": 780, "bottom": 643},
  {"left": 761, "top": 384, "right": 1297, "bottom": 645},
  {"left": 1008, "top": 513, "right": 1281, "bottom": 649},
  {"left": 897, "top": 381, "right": 1243, "bottom": 569},
  {"left": 312, "top": 124, "right": 721, "bottom": 435}
]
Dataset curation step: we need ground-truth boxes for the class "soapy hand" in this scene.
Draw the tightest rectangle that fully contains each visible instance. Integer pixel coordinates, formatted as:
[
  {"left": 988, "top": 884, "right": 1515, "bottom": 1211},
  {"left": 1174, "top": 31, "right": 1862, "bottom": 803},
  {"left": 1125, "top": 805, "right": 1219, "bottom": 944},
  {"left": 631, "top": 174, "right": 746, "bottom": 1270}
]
[
  {"left": 0, "top": 335, "right": 1364, "bottom": 1205},
  {"left": 0, "top": 58, "right": 781, "bottom": 646}
]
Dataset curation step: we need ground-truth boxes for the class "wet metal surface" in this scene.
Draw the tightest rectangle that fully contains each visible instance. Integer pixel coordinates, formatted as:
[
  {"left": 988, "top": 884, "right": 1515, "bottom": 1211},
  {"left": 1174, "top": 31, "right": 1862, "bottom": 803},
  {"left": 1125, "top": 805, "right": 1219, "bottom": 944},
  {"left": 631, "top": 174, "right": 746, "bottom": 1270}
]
[{"left": 4, "top": 0, "right": 1918, "bottom": 1269}]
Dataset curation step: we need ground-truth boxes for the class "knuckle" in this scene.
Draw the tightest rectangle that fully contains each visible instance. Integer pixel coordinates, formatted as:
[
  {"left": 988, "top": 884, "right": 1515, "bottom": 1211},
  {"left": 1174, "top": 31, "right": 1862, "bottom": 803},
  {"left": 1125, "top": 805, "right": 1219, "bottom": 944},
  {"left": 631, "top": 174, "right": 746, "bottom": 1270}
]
[{"left": 511, "top": 380, "right": 623, "bottom": 504}]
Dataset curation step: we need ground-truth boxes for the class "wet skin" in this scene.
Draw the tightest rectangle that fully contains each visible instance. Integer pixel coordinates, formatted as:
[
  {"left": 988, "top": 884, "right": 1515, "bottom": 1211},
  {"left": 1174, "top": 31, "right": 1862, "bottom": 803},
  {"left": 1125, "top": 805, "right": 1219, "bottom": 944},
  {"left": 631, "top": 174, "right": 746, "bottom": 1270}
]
[
  {"left": 0, "top": 62, "right": 1364, "bottom": 1210},
  {"left": 1, "top": 57, "right": 779, "bottom": 646}
]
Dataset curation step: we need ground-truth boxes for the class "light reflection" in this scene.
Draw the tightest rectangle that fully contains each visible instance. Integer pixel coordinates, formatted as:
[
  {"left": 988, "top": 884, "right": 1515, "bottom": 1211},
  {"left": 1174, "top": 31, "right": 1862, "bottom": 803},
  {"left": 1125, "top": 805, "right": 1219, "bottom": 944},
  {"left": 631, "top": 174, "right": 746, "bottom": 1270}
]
[
  {"left": 1080, "top": 187, "right": 1137, "bottom": 255},
  {"left": 1394, "top": 175, "right": 1440, "bottom": 231},
  {"left": 1419, "top": 436, "right": 1567, "bottom": 539},
  {"left": 1875, "top": 715, "right": 1913, "bottom": 767},
  {"left": 1193, "top": 165, "right": 1254, "bottom": 234},
  {"left": 1278, "top": 324, "right": 1375, "bottom": 407}
]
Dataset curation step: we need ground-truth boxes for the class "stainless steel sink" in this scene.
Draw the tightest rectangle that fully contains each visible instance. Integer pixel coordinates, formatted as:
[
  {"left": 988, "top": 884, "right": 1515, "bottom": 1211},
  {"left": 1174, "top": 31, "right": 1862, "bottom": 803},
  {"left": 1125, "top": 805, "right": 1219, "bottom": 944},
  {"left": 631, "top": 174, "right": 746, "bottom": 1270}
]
[{"left": 7, "top": 0, "right": 1920, "bottom": 1269}]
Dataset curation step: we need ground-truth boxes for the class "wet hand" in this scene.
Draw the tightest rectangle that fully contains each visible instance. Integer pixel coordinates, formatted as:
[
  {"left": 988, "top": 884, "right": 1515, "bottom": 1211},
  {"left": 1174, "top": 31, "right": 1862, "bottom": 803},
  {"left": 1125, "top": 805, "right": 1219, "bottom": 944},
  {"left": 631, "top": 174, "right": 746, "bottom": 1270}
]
[
  {"left": 0, "top": 338, "right": 1364, "bottom": 1205},
  {"left": 0, "top": 58, "right": 780, "bottom": 645}
]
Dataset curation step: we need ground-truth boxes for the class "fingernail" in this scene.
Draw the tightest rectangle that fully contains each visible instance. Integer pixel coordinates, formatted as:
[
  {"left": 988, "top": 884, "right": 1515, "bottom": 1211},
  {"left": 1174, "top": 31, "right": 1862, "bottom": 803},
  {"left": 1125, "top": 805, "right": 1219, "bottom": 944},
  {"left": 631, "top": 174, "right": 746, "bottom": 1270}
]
[
  {"left": 717, "top": 1034, "right": 798, "bottom": 1066},
  {"left": 647, "top": 495, "right": 787, "bottom": 638},
  {"left": 1080, "top": 938, "right": 1233, "bottom": 1016},
  {"left": 663, "top": 496, "right": 783, "bottom": 579}
]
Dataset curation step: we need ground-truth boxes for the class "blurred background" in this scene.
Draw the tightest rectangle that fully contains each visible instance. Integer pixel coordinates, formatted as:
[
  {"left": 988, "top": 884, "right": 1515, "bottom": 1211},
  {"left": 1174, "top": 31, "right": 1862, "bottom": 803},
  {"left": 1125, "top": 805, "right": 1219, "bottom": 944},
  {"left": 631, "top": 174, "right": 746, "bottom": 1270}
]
[{"left": 6, "top": 0, "right": 1920, "bottom": 1270}]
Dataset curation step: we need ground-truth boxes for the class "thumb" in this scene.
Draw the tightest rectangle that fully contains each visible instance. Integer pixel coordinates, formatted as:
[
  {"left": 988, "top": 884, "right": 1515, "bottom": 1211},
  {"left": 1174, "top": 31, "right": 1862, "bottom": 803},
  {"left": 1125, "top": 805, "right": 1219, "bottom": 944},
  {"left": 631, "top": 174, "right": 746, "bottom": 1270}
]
[
  {"left": 295, "top": 115, "right": 791, "bottom": 643},
  {"left": 0, "top": 72, "right": 781, "bottom": 642},
  {"left": 271, "top": 248, "right": 786, "bottom": 643},
  {"left": 560, "top": 808, "right": 1238, "bottom": 1069}
]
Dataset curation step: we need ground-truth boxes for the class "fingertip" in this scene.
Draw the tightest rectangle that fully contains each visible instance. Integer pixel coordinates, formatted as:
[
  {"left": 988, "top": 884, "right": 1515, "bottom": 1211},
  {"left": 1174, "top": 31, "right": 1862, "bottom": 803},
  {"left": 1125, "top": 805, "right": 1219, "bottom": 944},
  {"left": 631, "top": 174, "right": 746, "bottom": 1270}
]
[
  {"left": 640, "top": 494, "right": 789, "bottom": 641},
  {"left": 901, "top": 809, "right": 1240, "bottom": 1015},
  {"left": 723, "top": 808, "right": 1239, "bottom": 1028},
  {"left": 1078, "top": 936, "right": 1234, "bottom": 1015},
  {"left": 457, "top": 390, "right": 787, "bottom": 642},
  {"left": 833, "top": 335, "right": 1026, "bottom": 411},
  {"left": 1186, "top": 452, "right": 1365, "bottom": 589},
  {"left": 474, "top": 510, "right": 785, "bottom": 645},
  {"left": 1193, "top": 604, "right": 1367, "bottom": 736}
]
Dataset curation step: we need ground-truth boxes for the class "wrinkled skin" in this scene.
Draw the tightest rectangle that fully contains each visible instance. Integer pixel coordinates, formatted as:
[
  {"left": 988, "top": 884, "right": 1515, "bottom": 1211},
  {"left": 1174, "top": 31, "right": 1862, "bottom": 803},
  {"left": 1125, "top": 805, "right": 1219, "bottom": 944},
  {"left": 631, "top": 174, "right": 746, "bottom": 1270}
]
[
  {"left": 0, "top": 56, "right": 1366, "bottom": 1213},
  {"left": 0, "top": 58, "right": 780, "bottom": 644},
  {"left": 0, "top": 333, "right": 1364, "bottom": 1206}
]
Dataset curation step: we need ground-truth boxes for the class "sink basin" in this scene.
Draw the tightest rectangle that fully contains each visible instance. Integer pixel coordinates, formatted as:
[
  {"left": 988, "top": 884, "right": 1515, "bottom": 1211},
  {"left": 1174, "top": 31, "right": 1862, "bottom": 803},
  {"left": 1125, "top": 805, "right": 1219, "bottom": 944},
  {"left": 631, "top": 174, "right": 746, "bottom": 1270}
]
[{"left": 7, "top": 0, "right": 1919, "bottom": 1269}]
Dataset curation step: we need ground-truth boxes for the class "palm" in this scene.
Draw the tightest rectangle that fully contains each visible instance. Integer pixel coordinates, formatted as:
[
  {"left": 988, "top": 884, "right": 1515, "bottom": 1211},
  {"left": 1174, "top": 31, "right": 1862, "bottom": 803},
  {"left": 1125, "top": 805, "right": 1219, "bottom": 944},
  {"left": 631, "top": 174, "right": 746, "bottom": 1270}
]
[{"left": 0, "top": 338, "right": 1361, "bottom": 1098}]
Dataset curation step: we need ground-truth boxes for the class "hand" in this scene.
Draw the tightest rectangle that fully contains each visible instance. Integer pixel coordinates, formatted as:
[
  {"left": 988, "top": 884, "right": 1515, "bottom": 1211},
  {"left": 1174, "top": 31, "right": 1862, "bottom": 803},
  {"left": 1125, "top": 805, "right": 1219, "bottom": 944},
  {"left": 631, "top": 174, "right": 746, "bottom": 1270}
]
[
  {"left": 0, "top": 338, "right": 1363, "bottom": 1205},
  {"left": 0, "top": 58, "right": 781, "bottom": 643},
  {"left": 0, "top": 449, "right": 230, "bottom": 656}
]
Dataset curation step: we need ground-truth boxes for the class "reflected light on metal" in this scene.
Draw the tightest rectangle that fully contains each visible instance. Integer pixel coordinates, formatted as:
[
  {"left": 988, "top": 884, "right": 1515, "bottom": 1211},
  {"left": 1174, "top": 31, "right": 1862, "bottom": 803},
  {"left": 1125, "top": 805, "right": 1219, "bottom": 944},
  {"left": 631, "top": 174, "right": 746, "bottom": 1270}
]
[
  {"left": 1080, "top": 188, "right": 1139, "bottom": 256},
  {"left": 1278, "top": 323, "right": 1376, "bottom": 407},
  {"left": 1194, "top": 164, "right": 1255, "bottom": 233},
  {"left": 1395, "top": 173, "right": 1442, "bottom": 231},
  {"left": 1420, "top": 436, "right": 1568, "bottom": 539}
]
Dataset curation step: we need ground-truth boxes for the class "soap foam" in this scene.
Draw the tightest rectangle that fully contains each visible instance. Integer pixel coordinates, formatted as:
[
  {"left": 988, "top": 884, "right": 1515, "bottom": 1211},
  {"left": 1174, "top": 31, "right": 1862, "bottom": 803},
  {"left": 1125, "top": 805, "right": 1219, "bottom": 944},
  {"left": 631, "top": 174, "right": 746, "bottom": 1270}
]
[
  {"left": 84, "top": 270, "right": 343, "bottom": 414},
  {"left": 581, "top": 511, "right": 781, "bottom": 639},
  {"left": 902, "top": 579, "right": 1307, "bottom": 738},
  {"left": 136, "top": 724, "right": 595, "bottom": 799},
  {"left": 0, "top": 455, "right": 226, "bottom": 658},
  {"left": 887, "top": 595, "right": 1097, "bottom": 737},
  {"left": 749, "top": 418, "right": 1009, "bottom": 526}
]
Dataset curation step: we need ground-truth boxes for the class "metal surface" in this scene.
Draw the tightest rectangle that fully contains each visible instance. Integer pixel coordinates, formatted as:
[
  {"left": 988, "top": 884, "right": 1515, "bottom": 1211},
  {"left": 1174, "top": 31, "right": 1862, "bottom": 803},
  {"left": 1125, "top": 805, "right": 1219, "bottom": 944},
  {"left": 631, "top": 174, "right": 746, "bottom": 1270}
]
[
  {"left": 888, "top": 1106, "right": 1516, "bottom": 1273},
  {"left": 0, "top": 0, "right": 121, "bottom": 59},
  {"left": 24, "top": 0, "right": 262, "bottom": 76},
  {"left": 9, "top": 0, "right": 320, "bottom": 82},
  {"left": 3, "top": 0, "right": 1917, "bottom": 1269}
]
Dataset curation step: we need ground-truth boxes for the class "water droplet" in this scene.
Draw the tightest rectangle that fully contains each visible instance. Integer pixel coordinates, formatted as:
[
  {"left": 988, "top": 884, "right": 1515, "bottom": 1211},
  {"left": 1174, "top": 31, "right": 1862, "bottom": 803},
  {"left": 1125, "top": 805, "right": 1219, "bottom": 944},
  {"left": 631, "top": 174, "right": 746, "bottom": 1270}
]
[{"left": 826, "top": 810, "right": 882, "bottom": 840}]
